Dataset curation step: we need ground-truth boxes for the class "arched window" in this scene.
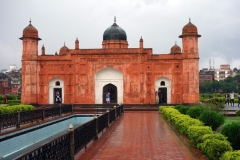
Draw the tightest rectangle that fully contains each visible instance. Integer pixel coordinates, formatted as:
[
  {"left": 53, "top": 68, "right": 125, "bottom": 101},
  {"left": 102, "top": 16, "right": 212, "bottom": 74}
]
[
  {"left": 160, "top": 81, "right": 165, "bottom": 86},
  {"left": 55, "top": 81, "right": 60, "bottom": 86}
]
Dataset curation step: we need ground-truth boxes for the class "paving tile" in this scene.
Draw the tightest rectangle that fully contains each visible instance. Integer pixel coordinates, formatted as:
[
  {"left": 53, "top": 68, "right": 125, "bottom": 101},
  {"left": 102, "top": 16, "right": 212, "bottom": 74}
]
[{"left": 75, "top": 111, "right": 208, "bottom": 160}]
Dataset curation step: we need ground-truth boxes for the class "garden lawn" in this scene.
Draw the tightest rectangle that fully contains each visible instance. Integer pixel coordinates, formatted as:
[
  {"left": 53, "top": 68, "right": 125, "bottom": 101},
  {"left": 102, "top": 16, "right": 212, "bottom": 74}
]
[{"left": 224, "top": 116, "right": 240, "bottom": 126}]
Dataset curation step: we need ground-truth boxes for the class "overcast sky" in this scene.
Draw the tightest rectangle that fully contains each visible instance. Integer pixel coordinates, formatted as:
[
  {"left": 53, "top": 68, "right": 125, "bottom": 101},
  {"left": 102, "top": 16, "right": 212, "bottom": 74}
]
[{"left": 0, "top": 0, "right": 240, "bottom": 70}]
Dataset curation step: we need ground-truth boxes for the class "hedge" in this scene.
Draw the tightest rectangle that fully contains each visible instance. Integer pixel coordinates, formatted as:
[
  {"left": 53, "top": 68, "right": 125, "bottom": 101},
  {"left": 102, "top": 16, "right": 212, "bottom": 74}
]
[
  {"left": 159, "top": 106, "right": 237, "bottom": 160},
  {"left": 187, "top": 126, "right": 213, "bottom": 146},
  {"left": 0, "top": 104, "right": 35, "bottom": 114},
  {"left": 220, "top": 150, "right": 240, "bottom": 160},
  {"left": 221, "top": 122, "right": 240, "bottom": 150},
  {"left": 198, "top": 138, "right": 232, "bottom": 160},
  {"left": 198, "top": 109, "right": 225, "bottom": 131}
]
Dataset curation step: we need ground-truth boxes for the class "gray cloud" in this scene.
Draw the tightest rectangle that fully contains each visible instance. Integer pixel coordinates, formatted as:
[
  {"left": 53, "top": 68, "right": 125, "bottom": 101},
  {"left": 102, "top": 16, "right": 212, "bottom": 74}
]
[{"left": 0, "top": 0, "right": 240, "bottom": 70}]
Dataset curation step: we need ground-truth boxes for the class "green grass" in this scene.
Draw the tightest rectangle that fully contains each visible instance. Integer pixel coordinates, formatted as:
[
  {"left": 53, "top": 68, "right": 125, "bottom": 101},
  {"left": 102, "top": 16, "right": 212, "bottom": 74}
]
[
  {"left": 216, "top": 116, "right": 240, "bottom": 133},
  {"left": 224, "top": 116, "right": 240, "bottom": 126}
]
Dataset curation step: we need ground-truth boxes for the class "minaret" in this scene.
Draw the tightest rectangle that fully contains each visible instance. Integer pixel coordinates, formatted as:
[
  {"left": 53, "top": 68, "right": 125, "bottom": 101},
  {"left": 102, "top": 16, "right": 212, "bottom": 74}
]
[
  {"left": 75, "top": 37, "right": 79, "bottom": 49},
  {"left": 179, "top": 18, "right": 201, "bottom": 57},
  {"left": 41, "top": 45, "right": 45, "bottom": 55},
  {"left": 179, "top": 18, "right": 201, "bottom": 104},
  {"left": 19, "top": 20, "right": 41, "bottom": 104},
  {"left": 139, "top": 36, "right": 143, "bottom": 49}
]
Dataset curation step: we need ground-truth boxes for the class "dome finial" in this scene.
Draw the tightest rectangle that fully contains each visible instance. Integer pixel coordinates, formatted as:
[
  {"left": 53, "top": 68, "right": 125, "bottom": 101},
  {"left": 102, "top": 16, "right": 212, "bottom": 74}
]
[
  {"left": 114, "top": 16, "right": 116, "bottom": 23},
  {"left": 189, "top": 17, "right": 191, "bottom": 22},
  {"left": 64, "top": 42, "right": 65, "bottom": 46},
  {"left": 175, "top": 41, "right": 177, "bottom": 44},
  {"left": 29, "top": 18, "right": 31, "bottom": 24}
]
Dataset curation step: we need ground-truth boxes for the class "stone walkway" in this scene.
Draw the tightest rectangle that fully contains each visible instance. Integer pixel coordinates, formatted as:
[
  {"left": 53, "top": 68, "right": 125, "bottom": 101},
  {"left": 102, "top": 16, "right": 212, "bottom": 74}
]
[{"left": 75, "top": 111, "right": 208, "bottom": 160}]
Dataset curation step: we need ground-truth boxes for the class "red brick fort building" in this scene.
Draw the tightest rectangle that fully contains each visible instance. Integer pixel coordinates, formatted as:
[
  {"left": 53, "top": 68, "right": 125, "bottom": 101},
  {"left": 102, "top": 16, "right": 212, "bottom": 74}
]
[{"left": 20, "top": 18, "right": 201, "bottom": 105}]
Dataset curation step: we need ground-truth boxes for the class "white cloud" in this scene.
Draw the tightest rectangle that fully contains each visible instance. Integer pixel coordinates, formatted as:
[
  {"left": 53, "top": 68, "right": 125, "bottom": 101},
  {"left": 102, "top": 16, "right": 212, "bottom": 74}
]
[
  {"left": 230, "top": 58, "right": 240, "bottom": 69},
  {"left": 0, "top": 41, "right": 21, "bottom": 70}
]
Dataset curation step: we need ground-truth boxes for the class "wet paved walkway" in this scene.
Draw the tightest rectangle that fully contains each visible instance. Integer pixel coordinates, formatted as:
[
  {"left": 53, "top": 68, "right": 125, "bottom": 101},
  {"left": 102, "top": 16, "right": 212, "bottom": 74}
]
[{"left": 76, "top": 111, "right": 207, "bottom": 160}]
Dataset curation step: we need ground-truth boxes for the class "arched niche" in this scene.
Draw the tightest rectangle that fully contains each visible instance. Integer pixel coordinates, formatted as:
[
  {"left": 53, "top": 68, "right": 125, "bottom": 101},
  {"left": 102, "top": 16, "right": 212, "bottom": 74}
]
[
  {"left": 95, "top": 67, "right": 123, "bottom": 104},
  {"left": 49, "top": 78, "right": 64, "bottom": 104},
  {"left": 155, "top": 76, "right": 171, "bottom": 104}
]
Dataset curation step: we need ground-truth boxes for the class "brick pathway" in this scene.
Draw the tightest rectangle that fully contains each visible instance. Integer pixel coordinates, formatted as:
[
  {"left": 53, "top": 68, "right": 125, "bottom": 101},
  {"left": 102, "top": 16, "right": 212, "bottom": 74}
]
[{"left": 75, "top": 111, "right": 207, "bottom": 160}]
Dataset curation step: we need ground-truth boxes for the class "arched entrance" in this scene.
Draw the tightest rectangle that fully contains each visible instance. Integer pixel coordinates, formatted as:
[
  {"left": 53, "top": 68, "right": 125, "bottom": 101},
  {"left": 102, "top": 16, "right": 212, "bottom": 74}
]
[
  {"left": 102, "top": 83, "right": 117, "bottom": 103},
  {"left": 155, "top": 77, "right": 171, "bottom": 104},
  {"left": 158, "top": 87, "right": 167, "bottom": 103},
  {"left": 95, "top": 67, "right": 123, "bottom": 104},
  {"left": 49, "top": 78, "right": 64, "bottom": 104}
]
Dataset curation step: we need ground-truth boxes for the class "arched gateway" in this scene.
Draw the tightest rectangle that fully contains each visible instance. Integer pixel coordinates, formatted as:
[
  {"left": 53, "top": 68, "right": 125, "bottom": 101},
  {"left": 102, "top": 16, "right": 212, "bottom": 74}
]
[
  {"left": 95, "top": 67, "right": 123, "bottom": 104},
  {"left": 102, "top": 83, "right": 117, "bottom": 103},
  {"left": 155, "top": 77, "right": 171, "bottom": 104}
]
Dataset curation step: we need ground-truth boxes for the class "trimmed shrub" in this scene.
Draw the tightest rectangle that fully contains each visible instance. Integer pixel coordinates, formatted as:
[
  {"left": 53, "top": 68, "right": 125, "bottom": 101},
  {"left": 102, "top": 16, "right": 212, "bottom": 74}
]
[
  {"left": 186, "top": 106, "right": 204, "bottom": 119},
  {"left": 220, "top": 150, "right": 240, "bottom": 160},
  {"left": 0, "top": 104, "right": 35, "bottom": 114},
  {"left": 187, "top": 126, "right": 213, "bottom": 146},
  {"left": 174, "top": 104, "right": 185, "bottom": 110},
  {"left": 200, "top": 134, "right": 229, "bottom": 143},
  {"left": 236, "top": 110, "right": 240, "bottom": 116},
  {"left": 178, "top": 106, "right": 189, "bottom": 114},
  {"left": 159, "top": 106, "right": 174, "bottom": 112},
  {"left": 6, "top": 94, "right": 18, "bottom": 100},
  {"left": 174, "top": 115, "right": 203, "bottom": 136},
  {"left": 0, "top": 107, "right": 9, "bottom": 114},
  {"left": 197, "top": 138, "right": 233, "bottom": 160},
  {"left": 8, "top": 100, "right": 21, "bottom": 103},
  {"left": 198, "top": 110, "right": 224, "bottom": 131},
  {"left": 161, "top": 107, "right": 180, "bottom": 123},
  {"left": 221, "top": 122, "right": 240, "bottom": 150}
]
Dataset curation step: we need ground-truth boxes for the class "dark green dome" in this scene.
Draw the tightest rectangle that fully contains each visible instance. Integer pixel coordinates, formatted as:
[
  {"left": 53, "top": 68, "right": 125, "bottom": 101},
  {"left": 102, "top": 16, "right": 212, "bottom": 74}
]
[{"left": 103, "top": 18, "right": 127, "bottom": 41}]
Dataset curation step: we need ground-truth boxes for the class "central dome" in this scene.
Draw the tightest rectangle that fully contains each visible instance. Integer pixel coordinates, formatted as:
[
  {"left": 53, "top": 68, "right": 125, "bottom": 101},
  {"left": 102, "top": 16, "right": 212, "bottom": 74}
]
[{"left": 103, "top": 17, "right": 127, "bottom": 41}]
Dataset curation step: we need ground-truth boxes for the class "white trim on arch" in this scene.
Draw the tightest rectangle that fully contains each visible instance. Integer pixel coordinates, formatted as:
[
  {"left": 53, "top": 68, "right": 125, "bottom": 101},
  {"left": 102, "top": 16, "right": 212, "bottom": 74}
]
[
  {"left": 95, "top": 67, "right": 123, "bottom": 104},
  {"left": 48, "top": 78, "right": 64, "bottom": 104},
  {"left": 155, "top": 76, "right": 171, "bottom": 104}
]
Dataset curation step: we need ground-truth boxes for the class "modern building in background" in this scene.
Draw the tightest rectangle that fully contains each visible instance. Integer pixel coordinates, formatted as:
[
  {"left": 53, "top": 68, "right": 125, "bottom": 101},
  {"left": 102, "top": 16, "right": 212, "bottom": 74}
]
[
  {"left": 0, "top": 67, "right": 21, "bottom": 95},
  {"left": 20, "top": 18, "right": 201, "bottom": 105},
  {"left": 199, "top": 68, "right": 214, "bottom": 83},
  {"left": 199, "top": 64, "right": 240, "bottom": 83},
  {"left": 214, "top": 64, "right": 231, "bottom": 81}
]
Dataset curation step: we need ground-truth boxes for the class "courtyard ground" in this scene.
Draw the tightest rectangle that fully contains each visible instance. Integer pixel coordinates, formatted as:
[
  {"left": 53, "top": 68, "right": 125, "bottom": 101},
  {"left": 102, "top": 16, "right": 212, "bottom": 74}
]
[{"left": 75, "top": 111, "right": 208, "bottom": 160}]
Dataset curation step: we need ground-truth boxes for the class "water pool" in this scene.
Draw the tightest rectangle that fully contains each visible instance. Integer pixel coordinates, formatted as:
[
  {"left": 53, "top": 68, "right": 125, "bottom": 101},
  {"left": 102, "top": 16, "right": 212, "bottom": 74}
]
[{"left": 0, "top": 114, "right": 96, "bottom": 159}]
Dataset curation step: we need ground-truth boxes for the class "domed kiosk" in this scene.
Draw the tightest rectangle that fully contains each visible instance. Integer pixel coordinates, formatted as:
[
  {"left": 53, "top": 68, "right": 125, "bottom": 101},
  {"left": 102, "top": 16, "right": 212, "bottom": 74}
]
[
  {"left": 59, "top": 42, "right": 69, "bottom": 55},
  {"left": 19, "top": 20, "right": 41, "bottom": 40},
  {"left": 170, "top": 42, "right": 181, "bottom": 54},
  {"left": 102, "top": 17, "right": 128, "bottom": 49},
  {"left": 179, "top": 18, "right": 201, "bottom": 38}
]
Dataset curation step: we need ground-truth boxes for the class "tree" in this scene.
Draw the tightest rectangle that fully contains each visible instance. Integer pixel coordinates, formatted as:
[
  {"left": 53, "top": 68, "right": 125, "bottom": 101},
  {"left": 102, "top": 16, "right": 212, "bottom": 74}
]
[{"left": 212, "top": 80, "right": 220, "bottom": 92}]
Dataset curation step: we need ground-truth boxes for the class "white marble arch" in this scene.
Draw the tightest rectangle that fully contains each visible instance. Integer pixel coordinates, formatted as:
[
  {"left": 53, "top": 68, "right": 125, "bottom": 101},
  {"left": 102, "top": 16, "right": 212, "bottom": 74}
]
[
  {"left": 48, "top": 78, "right": 64, "bottom": 104},
  {"left": 155, "top": 76, "right": 171, "bottom": 104},
  {"left": 95, "top": 67, "right": 123, "bottom": 104}
]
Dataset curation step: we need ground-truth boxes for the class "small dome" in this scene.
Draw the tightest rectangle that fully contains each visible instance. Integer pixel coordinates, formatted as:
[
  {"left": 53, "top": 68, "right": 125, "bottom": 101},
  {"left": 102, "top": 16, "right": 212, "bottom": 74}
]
[
  {"left": 170, "top": 42, "right": 181, "bottom": 54},
  {"left": 59, "top": 43, "right": 69, "bottom": 55},
  {"left": 103, "top": 17, "right": 127, "bottom": 41},
  {"left": 182, "top": 19, "right": 198, "bottom": 35},
  {"left": 75, "top": 38, "right": 79, "bottom": 43},
  {"left": 22, "top": 21, "right": 39, "bottom": 38}
]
